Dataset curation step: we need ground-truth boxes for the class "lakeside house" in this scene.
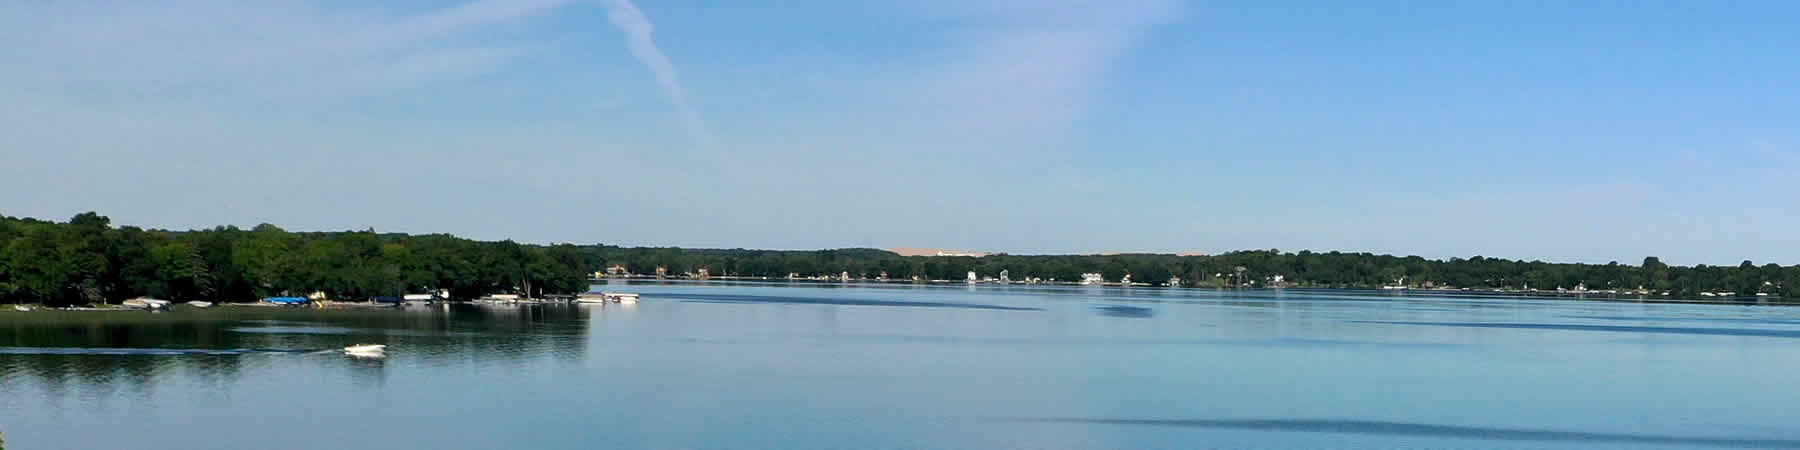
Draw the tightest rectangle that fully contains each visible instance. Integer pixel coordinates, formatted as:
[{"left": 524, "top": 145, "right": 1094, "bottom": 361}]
[{"left": 1080, "top": 273, "right": 1104, "bottom": 285}]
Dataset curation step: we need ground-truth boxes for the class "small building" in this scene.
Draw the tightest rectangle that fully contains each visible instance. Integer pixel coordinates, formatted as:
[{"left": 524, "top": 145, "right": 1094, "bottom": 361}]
[
  {"left": 967, "top": 271, "right": 978, "bottom": 283},
  {"left": 1081, "top": 273, "right": 1104, "bottom": 285},
  {"left": 999, "top": 270, "right": 1010, "bottom": 283},
  {"left": 654, "top": 266, "right": 668, "bottom": 279},
  {"left": 606, "top": 264, "right": 630, "bottom": 277}
]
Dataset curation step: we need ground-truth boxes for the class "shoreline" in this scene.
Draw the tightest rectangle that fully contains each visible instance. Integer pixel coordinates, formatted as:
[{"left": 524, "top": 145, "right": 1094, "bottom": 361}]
[{"left": 5, "top": 282, "right": 1794, "bottom": 313}]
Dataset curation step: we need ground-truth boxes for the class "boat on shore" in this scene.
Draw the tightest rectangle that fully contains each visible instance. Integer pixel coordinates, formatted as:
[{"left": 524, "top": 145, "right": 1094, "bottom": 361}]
[
  {"left": 123, "top": 298, "right": 173, "bottom": 310},
  {"left": 12, "top": 305, "right": 30, "bottom": 312},
  {"left": 187, "top": 301, "right": 214, "bottom": 308},
  {"left": 262, "top": 296, "right": 310, "bottom": 306}
]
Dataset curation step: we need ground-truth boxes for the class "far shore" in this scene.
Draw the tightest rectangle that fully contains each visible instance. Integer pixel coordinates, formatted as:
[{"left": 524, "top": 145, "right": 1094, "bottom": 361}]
[{"left": 5, "top": 280, "right": 1795, "bottom": 313}]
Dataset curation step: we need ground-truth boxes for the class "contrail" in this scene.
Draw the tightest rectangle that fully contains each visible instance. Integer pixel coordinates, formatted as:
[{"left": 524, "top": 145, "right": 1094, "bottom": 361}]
[{"left": 602, "top": 0, "right": 708, "bottom": 146}]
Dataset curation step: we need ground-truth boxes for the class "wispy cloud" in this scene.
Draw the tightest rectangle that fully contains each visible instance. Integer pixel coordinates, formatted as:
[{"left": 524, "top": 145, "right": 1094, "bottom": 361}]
[
  {"left": 863, "top": 0, "right": 1181, "bottom": 153},
  {"left": 0, "top": 0, "right": 574, "bottom": 100},
  {"left": 602, "top": 0, "right": 709, "bottom": 147}
]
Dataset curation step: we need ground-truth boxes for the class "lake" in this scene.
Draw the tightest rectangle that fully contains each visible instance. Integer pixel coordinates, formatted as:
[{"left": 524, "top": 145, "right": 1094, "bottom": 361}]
[{"left": 5, "top": 282, "right": 1800, "bottom": 449}]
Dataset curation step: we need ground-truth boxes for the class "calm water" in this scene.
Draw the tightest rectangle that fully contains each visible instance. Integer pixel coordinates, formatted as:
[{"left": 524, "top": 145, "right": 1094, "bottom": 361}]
[{"left": 5, "top": 282, "right": 1800, "bottom": 449}]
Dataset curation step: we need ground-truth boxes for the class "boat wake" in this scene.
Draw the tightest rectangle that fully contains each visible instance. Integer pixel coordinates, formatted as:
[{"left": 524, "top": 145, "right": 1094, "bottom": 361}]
[{"left": 0, "top": 347, "right": 331, "bottom": 356}]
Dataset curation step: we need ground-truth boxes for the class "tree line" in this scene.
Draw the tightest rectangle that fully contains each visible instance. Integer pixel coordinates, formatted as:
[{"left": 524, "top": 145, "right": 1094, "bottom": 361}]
[
  {"left": 0, "top": 213, "right": 588, "bottom": 306},
  {"left": 586, "top": 248, "right": 1800, "bottom": 298},
  {"left": 4, "top": 212, "right": 1798, "bottom": 305}
]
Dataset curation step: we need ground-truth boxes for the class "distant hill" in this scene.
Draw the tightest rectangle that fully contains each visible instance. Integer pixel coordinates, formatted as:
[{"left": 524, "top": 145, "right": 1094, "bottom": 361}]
[{"left": 1091, "top": 251, "right": 1209, "bottom": 257}]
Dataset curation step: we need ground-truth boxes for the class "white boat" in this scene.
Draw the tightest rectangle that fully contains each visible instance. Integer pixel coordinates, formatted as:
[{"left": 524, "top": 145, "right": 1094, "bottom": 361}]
[
  {"left": 13, "top": 305, "right": 31, "bottom": 312},
  {"left": 187, "top": 301, "right": 214, "bottom": 308},
  {"left": 344, "top": 344, "right": 387, "bottom": 356},
  {"left": 578, "top": 292, "right": 639, "bottom": 303},
  {"left": 123, "top": 298, "right": 173, "bottom": 310}
]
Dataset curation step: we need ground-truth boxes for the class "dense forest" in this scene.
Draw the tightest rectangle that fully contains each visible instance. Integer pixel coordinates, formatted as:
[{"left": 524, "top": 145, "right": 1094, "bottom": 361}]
[
  {"left": 0, "top": 213, "right": 588, "bottom": 306},
  {"left": 3, "top": 212, "right": 1798, "bottom": 306}
]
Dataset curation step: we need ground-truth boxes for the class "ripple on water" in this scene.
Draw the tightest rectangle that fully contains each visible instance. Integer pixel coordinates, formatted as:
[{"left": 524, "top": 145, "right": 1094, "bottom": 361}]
[
  {"left": 229, "top": 326, "right": 355, "bottom": 335},
  {"left": 1355, "top": 321, "right": 1800, "bottom": 338},
  {"left": 1095, "top": 305, "right": 1155, "bottom": 318},
  {"left": 1006, "top": 418, "right": 1800, "bottom": 448}
]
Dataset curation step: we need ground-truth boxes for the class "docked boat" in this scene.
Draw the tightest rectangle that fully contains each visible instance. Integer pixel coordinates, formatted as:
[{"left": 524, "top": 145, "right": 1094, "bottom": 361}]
[
  {"left": 13, "top": 305, "right": 31, "bottom": 312},
  {"left": 402, "top": 293, "right": 442, "bottom": 304},
  {"left": 477, "top": 294, "right": 523, "bottom": 303},
  {"left": 577, "top": 292, "right": 639, "bottom": 304},
  {"left": 187, "top": 301, "right": 214, "bottom": 308},
  {"left": 123, "top": 298, "right": 173, "bottom": 310}
]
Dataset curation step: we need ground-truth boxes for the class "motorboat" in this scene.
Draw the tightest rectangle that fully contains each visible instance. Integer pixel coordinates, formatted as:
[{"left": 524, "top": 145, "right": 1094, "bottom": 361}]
[
  {"left": 122, "top": 298, "right": 173, "bottom": 310},
  {"left": 13, "top": 305, "right": 30, "bottom": 312},
  {"left": 187, "top": 301, "right": 215, "bottom": 308},
  {"left": 577, "top": 292, "right": 639, "bottom": 304},
  {"left": 344, "top": 344, "right": 387, "bottom": 357}
]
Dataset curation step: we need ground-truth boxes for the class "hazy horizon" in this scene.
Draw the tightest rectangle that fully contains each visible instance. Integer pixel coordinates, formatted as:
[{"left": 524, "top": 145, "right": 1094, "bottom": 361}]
[{"left": 6, "top": 1, "right": 1797, "bottom": 266}]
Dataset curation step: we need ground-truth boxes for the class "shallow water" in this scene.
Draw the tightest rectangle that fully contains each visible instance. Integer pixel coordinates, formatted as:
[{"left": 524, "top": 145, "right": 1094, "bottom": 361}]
[{"left": 4, "top": 282, "right": 1800, "bottom": 449}]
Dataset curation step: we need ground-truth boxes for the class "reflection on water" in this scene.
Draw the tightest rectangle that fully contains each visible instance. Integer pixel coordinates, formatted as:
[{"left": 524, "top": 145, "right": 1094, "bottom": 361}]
[
  {"left": 7, "top": 282, "right": 1800, "bottom": 449},
  {"left": 0, "top": 304, "right": 592, "bottom": 392}
]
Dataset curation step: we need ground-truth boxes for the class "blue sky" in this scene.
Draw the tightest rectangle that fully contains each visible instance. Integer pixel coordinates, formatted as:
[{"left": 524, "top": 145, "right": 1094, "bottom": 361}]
[{"left": 3, "top": 0, "right": 1796, "bottom": 265}]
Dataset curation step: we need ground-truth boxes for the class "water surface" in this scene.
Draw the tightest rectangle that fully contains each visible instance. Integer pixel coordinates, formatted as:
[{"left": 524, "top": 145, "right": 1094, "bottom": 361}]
[{"left": 4, "top": 282, "right": 1800, "bottom": 449}]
